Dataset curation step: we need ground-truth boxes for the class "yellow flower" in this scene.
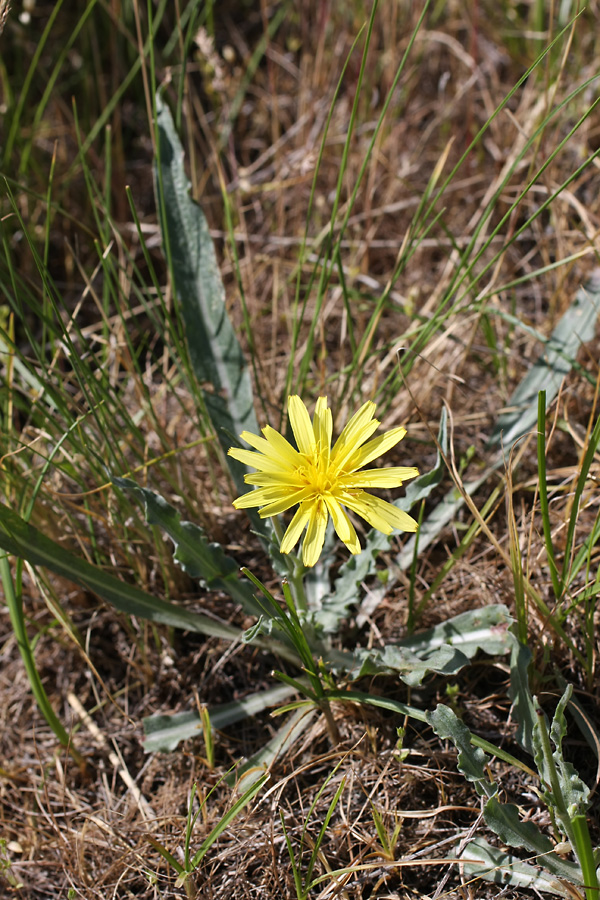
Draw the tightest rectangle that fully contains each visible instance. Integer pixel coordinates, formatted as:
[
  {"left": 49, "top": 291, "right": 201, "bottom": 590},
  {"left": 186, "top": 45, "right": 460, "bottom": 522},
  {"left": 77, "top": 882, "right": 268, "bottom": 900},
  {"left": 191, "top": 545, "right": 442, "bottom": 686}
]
[{"left": 228, "top": 396, "right": 419, "bottom": 567}]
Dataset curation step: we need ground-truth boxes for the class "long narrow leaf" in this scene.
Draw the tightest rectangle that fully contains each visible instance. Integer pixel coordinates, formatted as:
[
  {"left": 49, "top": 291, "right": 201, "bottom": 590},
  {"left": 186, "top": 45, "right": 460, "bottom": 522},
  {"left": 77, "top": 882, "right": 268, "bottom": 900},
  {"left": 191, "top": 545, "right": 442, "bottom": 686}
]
[
  {"left": 143, "top": 682, "right": 301, "bottom": 753},
  {"left": 487, "top": 270, "right": 600, "bottom": 449},
  {"left": 113, "top": 477, "right": 262, "bottom": 616},
  {"left": 154, "top": 94, "right": 259, "bottom": 497},
  {"left": 189, "top": 773, "right": 269, "bottom": 868},
  {"left": 458, "top": 837, "right": 573, "bottom": 897},
  {"left": 0, "top": 502, "right": 239, "bottom": 639}
]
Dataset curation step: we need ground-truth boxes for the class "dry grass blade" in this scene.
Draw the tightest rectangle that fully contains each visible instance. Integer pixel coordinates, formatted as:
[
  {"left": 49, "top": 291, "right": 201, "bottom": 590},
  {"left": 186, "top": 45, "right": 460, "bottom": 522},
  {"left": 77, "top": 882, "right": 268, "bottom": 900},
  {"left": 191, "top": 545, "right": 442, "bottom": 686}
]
[{"left": 0, "top": 1, "right": 10, "bottom": 36}]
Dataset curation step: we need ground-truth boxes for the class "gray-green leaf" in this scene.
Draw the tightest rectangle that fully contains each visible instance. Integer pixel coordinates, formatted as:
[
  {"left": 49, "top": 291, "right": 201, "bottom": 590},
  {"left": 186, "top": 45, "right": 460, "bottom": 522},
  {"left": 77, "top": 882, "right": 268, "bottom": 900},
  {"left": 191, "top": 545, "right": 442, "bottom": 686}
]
[
  {"left": 0, "top": 501, "right": 238, "bottom": 640},
  {"left": 113, "top": 476, "right": 261, "bottom": 617},
  {"left": 155, "top": 93, "right": 259, "bottom": 497}
]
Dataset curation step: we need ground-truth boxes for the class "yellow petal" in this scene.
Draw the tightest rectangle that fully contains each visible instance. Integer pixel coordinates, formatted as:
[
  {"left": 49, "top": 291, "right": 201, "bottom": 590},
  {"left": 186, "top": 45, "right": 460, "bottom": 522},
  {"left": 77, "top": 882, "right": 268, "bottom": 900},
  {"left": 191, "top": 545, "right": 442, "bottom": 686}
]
[
  {"left": 280, "top": 502, "right": 312, "bottom": 555},
  {"left": 262, "top": 425, "right": 305, "bottom": 467},
  {"left": 339, "top": 466, "right": 419, "bottom": 488},
  {"left": 331, "top": 404, "right": 380, "bottom": 470},
  {"left": 288, "top": 396, "right": 316, "bottom": 456},
  {"left": 244, "top": 471, "right": 306, "bottom": 487},
  {"left": 343, "top": 426, "right": 407, "bottom": 471},
  {"left": 302, "top": 497, "right": 329, "bottom": 567},
  {"left": 341, "top": 491, "right": 418, "bottom": 534},
  {"left": 232, "top": 486, "right": 288, "bottom": 509},
  {"left": 258, "top": 487, "right": 314, "bottom": 516},
  {"left": 312, "top": 397, "right": 332, "bottom": 467},
  {"left": 236, "top": 430, "right": 274, "bottom": 454},
  {"left": 228, "top": 447, "right": 294, "bottom": 474},
  {"left": 324, "top": 495, "right": 361, "bottom": 554}
]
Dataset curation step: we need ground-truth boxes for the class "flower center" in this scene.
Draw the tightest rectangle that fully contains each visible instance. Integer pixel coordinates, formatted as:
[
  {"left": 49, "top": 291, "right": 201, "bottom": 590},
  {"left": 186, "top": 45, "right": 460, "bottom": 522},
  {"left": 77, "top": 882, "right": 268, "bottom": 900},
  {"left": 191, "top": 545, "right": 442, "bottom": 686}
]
[{"left": 299, "top": 457, "right": 336, "bottom": 495}]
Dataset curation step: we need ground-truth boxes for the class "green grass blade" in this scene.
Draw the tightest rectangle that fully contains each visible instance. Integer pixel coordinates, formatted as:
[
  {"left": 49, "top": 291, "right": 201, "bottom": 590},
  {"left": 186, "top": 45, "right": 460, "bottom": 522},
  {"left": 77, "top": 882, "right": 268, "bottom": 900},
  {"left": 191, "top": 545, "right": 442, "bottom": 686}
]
[
  {"left": 560, "top": 411, "right": 600, "bottom": 591},
  {"left": 537, "top": 390, "right": 563, "bottom": 600},
  {"left": 189, "top": 773, "right": 269, "bottom": 869},
  {"left": 2, "top": 0, "right": 65, "bottom": 166},
  {"left": 0, "top": 554, "right": 77, "bottom": 757},
  {"left": 305, "top": 777, "right": 346, "bottom": 889}
]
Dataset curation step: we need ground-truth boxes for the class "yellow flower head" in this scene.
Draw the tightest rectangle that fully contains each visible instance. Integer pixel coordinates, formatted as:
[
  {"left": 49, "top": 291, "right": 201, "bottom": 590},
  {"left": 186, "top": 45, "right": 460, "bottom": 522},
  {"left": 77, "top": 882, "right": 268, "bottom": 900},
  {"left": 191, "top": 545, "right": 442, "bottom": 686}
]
[{"left": 228, "top": 396, "right": 419, "bottom": 567}]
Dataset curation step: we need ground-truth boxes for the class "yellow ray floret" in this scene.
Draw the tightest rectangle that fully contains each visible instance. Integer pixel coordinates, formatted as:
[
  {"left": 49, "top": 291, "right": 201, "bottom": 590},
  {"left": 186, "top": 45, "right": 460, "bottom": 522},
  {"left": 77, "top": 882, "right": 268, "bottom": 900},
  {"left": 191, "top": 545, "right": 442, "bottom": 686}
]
[{"left": 228, "top": 396, "right": 419, "bottom": 567}]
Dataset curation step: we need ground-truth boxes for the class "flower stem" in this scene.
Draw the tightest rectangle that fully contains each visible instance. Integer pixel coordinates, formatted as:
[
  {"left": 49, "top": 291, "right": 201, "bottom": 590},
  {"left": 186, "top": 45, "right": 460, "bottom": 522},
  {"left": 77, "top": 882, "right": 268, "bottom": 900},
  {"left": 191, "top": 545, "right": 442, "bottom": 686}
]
[
  {"left": 272, "top": 516, "right": 309, "bottom": 613},
  {"left": 289, "top": 559, "right": 309, "bottom": 614},
  {"left": 320, "top": 700, "right": 341, "bottom": 745}
]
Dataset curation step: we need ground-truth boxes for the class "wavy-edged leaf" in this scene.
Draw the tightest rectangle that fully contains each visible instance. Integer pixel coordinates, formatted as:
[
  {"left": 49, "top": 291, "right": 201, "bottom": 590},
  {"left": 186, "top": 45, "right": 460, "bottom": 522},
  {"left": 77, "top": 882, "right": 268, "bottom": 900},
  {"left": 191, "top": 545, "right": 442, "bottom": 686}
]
[
  {"left": 534, "top": 684, "right": 591, "bottom": 820},
  {"left": 427, "top": 703, "right": 497, "bottom": 799},
  {"left": 338, "top": 605, "right": 511, "bottom": 687},
  {"left": 482, "top": 795, "right": 583, "bottom": 884},
  {"left": 458, "top": 837, "right": 573, "bottom": 896},
  {"left": 0, "top": 502, "right": 238, "bottom": 639},
  {"left": 353, "top": 643, "right": 471, "bottom": 687},
  {"left": 113, "top": 476, "right": 261, "bottom": 616},
  {"left": 428, "top": 700, "right": 584, "bottom": 885}
]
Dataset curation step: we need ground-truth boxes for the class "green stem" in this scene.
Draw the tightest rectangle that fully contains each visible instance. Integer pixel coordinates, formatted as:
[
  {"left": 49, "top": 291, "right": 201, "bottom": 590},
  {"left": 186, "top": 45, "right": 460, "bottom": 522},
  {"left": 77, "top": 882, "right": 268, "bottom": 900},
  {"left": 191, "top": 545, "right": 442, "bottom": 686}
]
[
  {"left": 537, "top": 390, "right": 562, "bottom": 600},
  {"left": 571, "top": 815, "right": 600, "bottom": 900},
  {"left": 535, "top": 707, "right": 577, "bottom": 850},
  {"left": 0, "top": 554, "right": 84, "bottom": 767},
  {"left": 326, "top": 689, "right": 540, "bottom": 777},
  {"left": 271, "top": 515, "right": 285, "bottom": 546},
  {"left": 288, "top": 558, "right": 309, "bottom": 614},
  {"left": 536, "top": 710, "right": 599, "bottom": 898},
  {"left": 271, "top": 516, "right": 309, "bottom": 613}
]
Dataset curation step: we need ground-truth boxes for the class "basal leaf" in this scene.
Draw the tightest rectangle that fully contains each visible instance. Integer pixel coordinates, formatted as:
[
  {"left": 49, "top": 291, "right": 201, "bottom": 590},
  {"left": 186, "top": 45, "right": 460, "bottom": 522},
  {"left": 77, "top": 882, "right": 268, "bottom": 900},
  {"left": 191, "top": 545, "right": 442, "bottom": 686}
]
[
  {"left": 0, "top": 502, "right": 238, "bottom": 639},
  {"left": 143, "top": 682, "right": 299, "bottom": 753},
  {"left": 458, "top": 837, "right": 573, "bottom": 896},
  {"left": 354, "top": 643, "right": 470, "bottom": 687},
  {"left": 487, "top": 269, "right": 600, "bottom": 449},
  {"left": 482, "top": 796, "right": 584, "bottom": 885},
  {"left": 155, "top": 93, "right": 259, "bottom": 499},
  {"left": 113, "top": 476, "right": 261, "bottom": 617},
  {"left": 394, "top": 604, "right": 511, "bottom": 658},
  {"left": 339, "top": 605, "right": 511, "bottom": 687},
  {"left": 508, "top": 633, "right": 538, "bottom": 755}
]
